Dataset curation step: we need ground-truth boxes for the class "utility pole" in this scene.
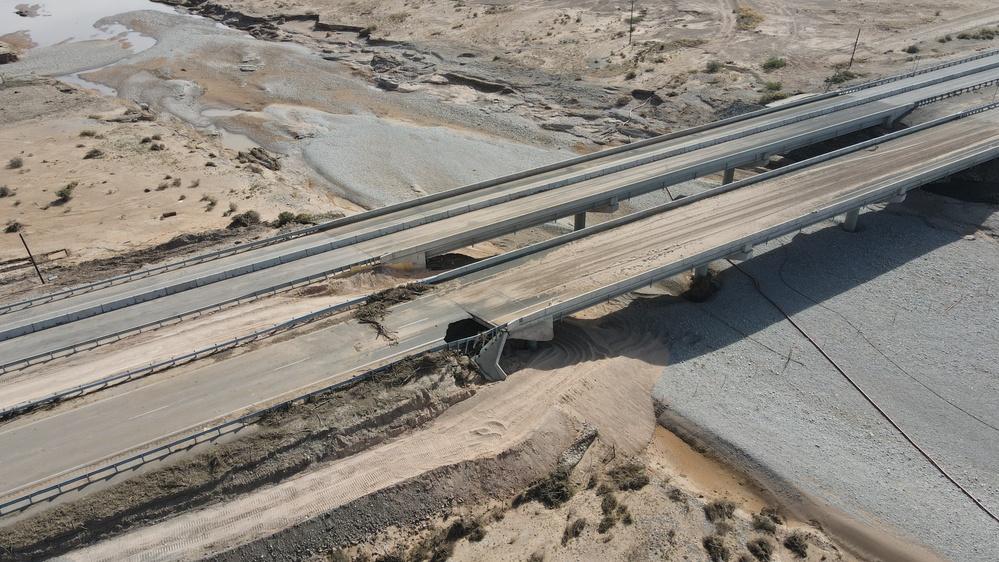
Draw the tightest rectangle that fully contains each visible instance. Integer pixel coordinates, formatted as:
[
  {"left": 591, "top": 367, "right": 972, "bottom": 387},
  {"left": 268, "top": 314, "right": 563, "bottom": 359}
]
[
  {"left": 19, "top": 232, "right": 44, "bottom": 284},
  {"left": 847, "top": 28, "right": 861, "bottom": 70},
  {"left": 629, "top": 0, "right": 635, "bottom": 45}
]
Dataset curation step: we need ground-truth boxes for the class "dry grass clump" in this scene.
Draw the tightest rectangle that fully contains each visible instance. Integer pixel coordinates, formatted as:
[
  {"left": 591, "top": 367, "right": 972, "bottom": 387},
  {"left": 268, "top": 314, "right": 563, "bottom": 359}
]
[
  {"left": 513, "top": 468, "right": 575, "bottom": 509},
  {"left": 561, "top": 517, "right": 586, "bottom": 545},
  {"left": 704, "top": 499, "right": 736, "bottom": 523},
  {"left": 606, "top": 462, "right": 650, "bottom": 491},
  {"left": 747, "top": 537, "right": 774, "bottom": 561},
  {"left": 7, "top": 157, "right": 23, "bottom": 169},
  {"left": 736, "top": 4, "right": 764, "bottom": 30},
  {"left": 783, "top": 531, "right": 809, "bottom": 558},
  {"left": 703, "top": 535, "right": 730, "bottom": 561}
]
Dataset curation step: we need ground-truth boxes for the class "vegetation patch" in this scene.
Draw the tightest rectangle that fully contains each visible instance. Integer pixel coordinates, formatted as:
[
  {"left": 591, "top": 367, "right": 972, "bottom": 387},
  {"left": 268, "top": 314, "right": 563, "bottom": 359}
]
[
  {"left": 736, "top": 4, "right": 764, "bottom": 31},
  {"left": 762, "top": 56, "right": 787, "bottom": 70},
  {"left": 83, "top": 148, "right": 104, "bottom": 160},
  {"left": 513, "top": 468, "right": 575, "bottom": 509},
  {"left": 703, "top": 535, "right": 730, "bottom": 561},
  {"left": 227, "top": 210, "right": 261, "bottom": 229},
  {"left": 705, "top": 60, "right": 725, "bottom": 73},
  {"left": 704, "top": 499, "right": 736, "bottom": 523},
  {"left": 746, "top": 537, "right": 774, "bottom": 561},
  {"left": 7, "top": 157, "right": 23, "bottom": 169},
  {"left": 606, "top": 462, "right": 650, "bottom": 491},
  {"left": 561, "top": 517, "right": 586, "bottom": 545},
  {"left": 826, "top": 70, "right": 858, "bottom": 84},
  {"left": 783, "top": 531, "right": 809, "bottom": 557},
  {"left": 274, "top": 211, "right": 315, "bottom": 228}
]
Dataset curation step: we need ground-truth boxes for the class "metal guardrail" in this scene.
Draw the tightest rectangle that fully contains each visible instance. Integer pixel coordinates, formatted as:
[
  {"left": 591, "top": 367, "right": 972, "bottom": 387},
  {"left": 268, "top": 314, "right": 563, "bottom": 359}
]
[
  {"left": 3, "top": 101, "right": 997, "bottom": 518},
  {"left": 0, "top": 328, "right": 496, "bottom": 517},
  {"left": 839, "top": 48, "right": 999, "bottom": 95},
  {"left": 0, "top": 258, "right": 378, "bottom": 373},
  {"left": 0, "top": 295, "right": 369, "bottom": 419},
  {"left": 5, "top": 48, "right": 997, "bottom": 325},
  {"left": 504, "top": 102, "right": 999, "bottom": 333}
]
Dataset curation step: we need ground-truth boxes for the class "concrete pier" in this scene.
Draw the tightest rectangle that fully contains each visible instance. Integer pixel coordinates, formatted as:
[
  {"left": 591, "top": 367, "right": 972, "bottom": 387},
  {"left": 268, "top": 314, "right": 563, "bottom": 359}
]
[{"left": 843, "top": 208, "right": 860, "bottom": 232}]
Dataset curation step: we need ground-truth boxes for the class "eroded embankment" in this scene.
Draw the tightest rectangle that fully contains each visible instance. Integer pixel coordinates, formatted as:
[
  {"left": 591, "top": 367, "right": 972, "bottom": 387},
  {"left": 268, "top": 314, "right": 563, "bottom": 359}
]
[{"left": 0, "top": 351, "right": 479, "bottom": 560}]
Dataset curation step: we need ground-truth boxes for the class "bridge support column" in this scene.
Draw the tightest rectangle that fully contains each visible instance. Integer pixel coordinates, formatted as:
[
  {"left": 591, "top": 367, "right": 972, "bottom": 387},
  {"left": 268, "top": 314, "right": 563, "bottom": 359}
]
[
  {"left": 693, "top": 264, "right": 709, "bottom": 279},
  {"left": 884, "top": 190, "right": 906, "bottom": 204},
  {"left": 722, "top": 168, "right": 735, "bottom": 185},
  {"left": 843, "top": 208, "right": 860, "bottom": 232},
  {"left": 594, "top": 197, "right": 619, "bottom": 213},
  {"left": 574, "top": 212, "right": 586, "bottom": 231},
  {"left": 729, "top": 243, "right": 753, "bottom": 262},
  {"left": 475, "top": 330, "right": 508, "bottom": 382}
]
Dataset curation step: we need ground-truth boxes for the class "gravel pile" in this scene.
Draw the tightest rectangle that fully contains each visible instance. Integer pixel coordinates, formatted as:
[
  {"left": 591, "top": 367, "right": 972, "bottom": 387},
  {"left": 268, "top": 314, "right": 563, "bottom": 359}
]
[{"left": 649, "top": 192, "right": 999, "bottom": 562}]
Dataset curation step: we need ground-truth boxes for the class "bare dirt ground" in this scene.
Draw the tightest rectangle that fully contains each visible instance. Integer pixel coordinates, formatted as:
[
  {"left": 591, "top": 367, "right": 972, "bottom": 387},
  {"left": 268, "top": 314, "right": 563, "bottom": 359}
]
[{"left": 2, "top": 1, "right": 998, "bottom": 561}]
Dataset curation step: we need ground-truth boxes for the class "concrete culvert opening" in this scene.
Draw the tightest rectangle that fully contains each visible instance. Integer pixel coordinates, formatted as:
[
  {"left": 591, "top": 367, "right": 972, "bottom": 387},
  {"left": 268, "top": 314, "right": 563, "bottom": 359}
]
[{"left": 445, "top": 318, "right": 491, "bottom": 342}]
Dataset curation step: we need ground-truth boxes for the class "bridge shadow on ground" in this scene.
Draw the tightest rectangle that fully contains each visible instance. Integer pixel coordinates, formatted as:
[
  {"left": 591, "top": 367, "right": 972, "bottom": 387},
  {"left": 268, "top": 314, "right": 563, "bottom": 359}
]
[{"left": 520, "top": 189, "right": 997, "bottom": 372}]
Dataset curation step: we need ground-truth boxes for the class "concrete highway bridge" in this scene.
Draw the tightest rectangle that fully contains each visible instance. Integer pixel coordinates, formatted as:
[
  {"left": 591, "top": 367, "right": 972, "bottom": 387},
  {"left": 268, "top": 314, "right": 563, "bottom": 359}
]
[{"left": 2, "top": 50, "right": 999, "bottom": 515}]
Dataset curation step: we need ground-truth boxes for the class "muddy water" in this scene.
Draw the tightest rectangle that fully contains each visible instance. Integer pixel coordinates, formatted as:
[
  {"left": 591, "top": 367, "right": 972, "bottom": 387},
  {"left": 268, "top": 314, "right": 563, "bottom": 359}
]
[{"left": 0, "top": 0, "right": 174, "bottom": 48}]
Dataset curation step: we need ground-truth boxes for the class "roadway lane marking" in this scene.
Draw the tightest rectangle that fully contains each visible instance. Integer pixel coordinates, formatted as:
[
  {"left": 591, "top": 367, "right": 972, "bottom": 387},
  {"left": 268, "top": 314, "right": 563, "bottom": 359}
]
[
  {"left": 127, "top": 403, "right": 173, "bottom": 421},
  {"left": 274, "top": 357, "right": 310, "bottom": 372},
  {"left": 396, "top": 317, "right": 429, "bottom": 330}
]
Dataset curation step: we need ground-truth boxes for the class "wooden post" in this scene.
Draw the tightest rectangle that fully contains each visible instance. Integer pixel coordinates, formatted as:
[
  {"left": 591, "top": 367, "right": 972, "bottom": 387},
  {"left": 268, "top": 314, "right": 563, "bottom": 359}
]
[{"left": 19, "top": 232, "right": 45, "bottom": 284}]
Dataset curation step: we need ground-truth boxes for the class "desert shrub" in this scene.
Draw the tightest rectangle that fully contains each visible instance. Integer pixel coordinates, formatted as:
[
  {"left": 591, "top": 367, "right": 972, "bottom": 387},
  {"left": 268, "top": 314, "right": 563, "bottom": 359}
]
[
  {"left": 272, "top": 211, "right": 315, "bottom": 228},
  {"left": 625, "top": 69, "right": 637, "bottom": 79},
  {"left": 139, "top": 136, "right": 152, "bottom": 144},
  {"left": 5, "top": 220, "right": 22, "bottom": 233},
  {"left": 826, "top": 70, "right": 857, "bottom": 84},
  {"left": 607, "top": 462, "right": 650, "bottom": 491},
  {"left": 150, "top": 143, "right": 166, "bottom": 151},
  {"left": 171, "top": 177, "right": 182, "bottom": 187},
  {"left": 704, "top": 500, "right": 736, "bottom": 522},
  {"left": 513, "top": 468, "right": 574, "bottom": 509},
  {"left": 528, "top": 553, "right": 545, "bottom": 562},
  {"left": 0, "top": 185, "right": 14, "bottom": 197},
  {"left": 905, "top": 44, "right": 920, "bottom": 53},
  {"left": 758, "top": 91, "right": 789, "bottom": 104},
  {"left": 79, "top": 130, "right": 98, "bottom": 137},
  {"left": 56, "top": 181, "right": 78, "bottom": 202},
  {"left": 83, "top": 148, "right": 103, "bottom": 159},
  {"left": 706, "top": 60, "right": 724, "bottom": 73},
  {"left": 445, "top": 516, "right": 485, "bottom": 542},
  {"left": 765, "top": 81, "right": 782, "bottom": 91},
  {"left": 484, "top": 4, "right": 512, "bottom": 15},
  {"left": 7, "top": 157, "right": 23, "bottom": 169},
  {"left": 228, "top": 210, "right": 260, "bottom": 228},
  {"left": 200, "top": 194, "right": 218, "bottom": 211},
  {"left": 151, "top": 134, "right": 162, "bottom": 141},
  {"left": 601, "top": 493, "right": 618, "bottom": 515},
  {"left": 156, "top": 183, "right": 169, "bottom": 191},
  {"left": 752, "top": 514, "right": 776, "bottom": 534},
  {"left": 190, "top": 179, "right": 200, "bottom": 187},
  {"left": 597, "top": 515, "right": 615, "bottom": 534},
  {"left": 736, "top": 4, "right": 764, "bottom": 31},
  {"left": 703, "top": 535, "right": 730, "bottom": 562},
  {"left": 561, "top": 517, "right": 586, "bottom": 545},
  {"left": 783, "top": 532, "right": 808, "bottom": 558},
  {"left": 747, "top": 538, "right": 774, "bottom": 561},
  {"left": 762, "top": 56, "right": 787, "bottom": 70}
]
